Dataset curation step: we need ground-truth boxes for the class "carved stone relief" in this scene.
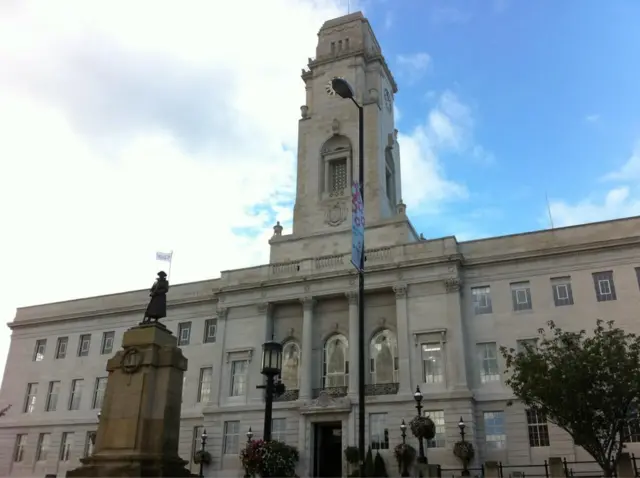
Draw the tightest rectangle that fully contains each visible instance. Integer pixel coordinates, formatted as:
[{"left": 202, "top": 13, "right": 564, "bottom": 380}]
[
  {"left": 393, "top": 284, "right": 407, "bottom": 298},
  {"left": 325, "top": 202, "right": 347, "bottom": 227},
  {"left": 345, "top": 291, "right": 358, "bottom": 305},
  {"left": 444, "top": 278, "right": 462, "bottom": 293}
]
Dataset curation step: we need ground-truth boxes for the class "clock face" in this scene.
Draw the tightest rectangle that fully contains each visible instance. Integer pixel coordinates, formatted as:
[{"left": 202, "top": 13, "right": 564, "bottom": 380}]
[{"left": 384, "top": 89, "right": 392, "bottom": 111}]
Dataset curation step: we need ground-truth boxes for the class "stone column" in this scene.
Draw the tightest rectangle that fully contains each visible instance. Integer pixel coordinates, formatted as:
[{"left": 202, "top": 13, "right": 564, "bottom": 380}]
[
  {"left": 346, "top": 291, "right": 359, "bottom": 396},
  {"left": 299, "top": 297, "right": 315, "bottom": 401},
  {"left": 444, "top": 278, "right": 469, "bottom": 389},
  {"left": 393, "top": 284, "right": 412, "bottom": 394},
  {"left": 250, "top": 302, "right": 273, "bottom": 403},
  {"left": 210, "top": 306, "right": 228, "bottom": 407}
]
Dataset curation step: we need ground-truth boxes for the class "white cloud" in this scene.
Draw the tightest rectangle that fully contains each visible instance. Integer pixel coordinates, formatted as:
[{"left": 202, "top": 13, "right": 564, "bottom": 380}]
[
  {"left": 585, "top": 114, "right": 600, "bottom": 123},
  {"left": 603, "top": 141, "right": 640, "bottom": 181},
  {"left": 548, "top": 187, "right": 640, "bottom": 227},
  {"left": 398, "top": 91, "right": 475, "bottom": 213},
  {"left": 396, "top": 53, "right": 432, "bottom": 83},
  {"left": 0, "top": 0, "right": 350, "bottom": 383}
]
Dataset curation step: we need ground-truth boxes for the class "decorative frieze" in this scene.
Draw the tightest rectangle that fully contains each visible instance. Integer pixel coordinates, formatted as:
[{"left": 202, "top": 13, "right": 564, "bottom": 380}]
[
  {"left": 444, "top": 277, "right": 462, "bottom": 293},
  {"left": 393, "top": 284, "right": 407, "bottom": 298}
]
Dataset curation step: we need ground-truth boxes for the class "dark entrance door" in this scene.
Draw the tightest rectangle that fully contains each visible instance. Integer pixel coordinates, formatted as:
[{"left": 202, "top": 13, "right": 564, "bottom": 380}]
[{"left": 314, "top": 422, "right": 343, "bottom": 477}]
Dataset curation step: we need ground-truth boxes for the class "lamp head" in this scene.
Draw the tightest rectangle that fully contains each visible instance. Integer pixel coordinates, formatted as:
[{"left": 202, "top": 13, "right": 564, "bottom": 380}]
[
  {"left": 400, "top": 419, "right": 407, "bottom": 432},
  {"left": 329, "top": 77, "right": 355, "bottom": 99},
  {"left": 458, "top": 417, "right": 465, "bottom": 431},
  {"left": 247, "top": 427, "right": 253, "bottom": 440},
  {"left": 413, "top": 385, "right": 423, "bottom": 403}
]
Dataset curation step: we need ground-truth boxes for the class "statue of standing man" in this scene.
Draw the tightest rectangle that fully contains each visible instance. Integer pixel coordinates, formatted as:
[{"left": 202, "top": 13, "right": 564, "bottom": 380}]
[{"left": 142, "top": 271, "right": 169, "bottom": 324}]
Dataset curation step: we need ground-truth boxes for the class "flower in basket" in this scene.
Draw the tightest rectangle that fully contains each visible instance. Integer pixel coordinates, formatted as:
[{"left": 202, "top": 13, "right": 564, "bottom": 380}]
[
  {"left": 453, "top": 441, "right": 475, "bottom": 462},
  {"left": 393, "top": 443, "right": 416, "bottom": 470},
  {"left": 409, "top": 416, "right": 435, "bottom": 440},
  {"left": 240, "top": 439, "right": 300, "bottom": 477},
  {"left": 193, "top": 449, "right": 212, "bottom": 465}
]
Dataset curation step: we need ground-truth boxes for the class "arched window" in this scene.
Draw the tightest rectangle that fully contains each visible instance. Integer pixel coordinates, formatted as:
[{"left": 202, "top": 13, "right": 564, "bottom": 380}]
[
  {"left": 320, "top": 135, "right": 352, "bottom": 198},
  {"left": 370, "top": 329, "right": 398, "bottom": 384},
  {"left": 323, "top": 334, "right": 349, "bottom": 387},
  {"left": 280, "top": 342, "right": 300, "bottom": 390}
]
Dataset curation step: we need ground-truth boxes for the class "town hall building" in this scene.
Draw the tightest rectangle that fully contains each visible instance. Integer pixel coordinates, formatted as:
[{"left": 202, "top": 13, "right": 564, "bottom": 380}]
[{"left": 1, "top": 11, "right": 640, "bottom": 478}]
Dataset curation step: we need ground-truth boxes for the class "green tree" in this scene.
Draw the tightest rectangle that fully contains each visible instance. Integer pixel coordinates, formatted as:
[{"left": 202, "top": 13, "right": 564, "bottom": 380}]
[{"left": 501, "top": 320, "right": 640, "bottom": 477}]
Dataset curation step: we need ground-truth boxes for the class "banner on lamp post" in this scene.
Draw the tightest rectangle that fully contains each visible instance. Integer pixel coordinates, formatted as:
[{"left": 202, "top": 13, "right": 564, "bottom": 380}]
[{"left": 351, "top": 180, "right": 365, "bottom": 271}]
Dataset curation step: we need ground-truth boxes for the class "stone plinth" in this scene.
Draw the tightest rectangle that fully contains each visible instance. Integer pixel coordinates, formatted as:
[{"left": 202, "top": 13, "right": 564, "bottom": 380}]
[{"left": 67, "top": 322, "right": 195, "bottom": 477}]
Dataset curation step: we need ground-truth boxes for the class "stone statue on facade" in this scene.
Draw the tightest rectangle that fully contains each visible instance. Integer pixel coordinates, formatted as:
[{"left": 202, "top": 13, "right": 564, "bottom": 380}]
[{"left": 141, "top": 271, "right": 169, "bottom": 324}]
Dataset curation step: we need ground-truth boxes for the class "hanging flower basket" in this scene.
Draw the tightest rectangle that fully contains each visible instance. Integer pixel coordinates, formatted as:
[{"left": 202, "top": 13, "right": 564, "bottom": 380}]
[
  {"left": 453, "top": 441, "right": 475, "bottom": 462},
  {"left": 393, "top": 443, "right": 417, "bottom": 471},
  {"left": 409, "top": 416, "right": 436, "bottom": 440},
  {"left": 193, "top": 450, "right": 212, "bottom": 465},
  {"left": 240, "top": 439, "right": 299, "bottom": 477}
]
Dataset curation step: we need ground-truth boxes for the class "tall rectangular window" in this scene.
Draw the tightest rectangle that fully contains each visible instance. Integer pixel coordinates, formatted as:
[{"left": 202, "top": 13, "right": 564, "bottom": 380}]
[
  {"left": 69, "top": 379, "right": 83, "bottom": 410},
  {"left": 551, "top": 277, "right": 574, "bottom": 306},
  {"left": 178, "top": 322, "right": 191, "bottom": 346},
  {"left": 592, "top": 271, "right": 617, "bottom": 302},
  {"left": 369, "top": 413, "right": 389, "bottom": 450},
  {"left": 272, "top": 418, "right": 287, "bottom": 443},
  {"left": 13, "top": 434, "right": 27, "bottom": 462},
  {"left": 635, "top": 267, "right": 640, "bottom": 290},
  {"left": 516, "top": 339, "right": 538, "bottom": 354},
  {"left": 55, "top": 337, "right": 68, "bottom": 359},
  {"left": 526, "top": 408, "right": 550, "bottom": 447},
  {"left": 203, "top": 319, "right": 217, "bottom": 343},
  {"left": 36, "top": 433, "right": 51, "bottom": 461},
  {"left": 78, "top": 334, "right": 91, "bottom": 357},
  {"left": 484, "top": 411, "right": 506, "bottom": 449},
  {"left": 192, "top": 426, "right": 204, "bottom": 463},
  {"left": 231, "top": 360, "right": 248, "bottom": 396},
  {"left": 59, "top": 432, "right": 74, "bottom": 462},
  {"left": 471, "top": 286, "right": 493, "bottom": 314},
  {"left": 84, "top": 432, "right": 96, "bottom": 457},
  {"left": 510, "top": 282, "right": 533, "bottom": 311},
  {"left": 24, "top": 383, "right": 38, "bottom": 413},
  {"left": 33, "top": 339, "right": 47, "bottom": 361},
  {"left": 46, "top": 381, "right": 61, "bottom": 411},
  {"left": 421, "top": 343, "right": 444, "bottom": 384},
  {"left": 92, "top": 377, "right": 108, "bottom": 409},
  {"left": 101, "top": 331, "right": 115, "bottom": 355},
  {"left": 477, "top": 342, "right": 500, "bottom": 383},
  {"left": 197, "top": 367, "right": 213, "bottom": 403},
  {"left": 329, "top": 158, "right": 348, "bottom": 193},
  {"left": 425, "top": 411, "right": 446, "bottom": 448},
  {"left": 223, "top": 421, "right": 240, "bottom": 454}
]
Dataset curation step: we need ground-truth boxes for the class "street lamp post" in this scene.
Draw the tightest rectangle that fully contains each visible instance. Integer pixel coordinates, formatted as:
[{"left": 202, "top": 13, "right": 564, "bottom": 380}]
[
  {"left": 413, "top": 386, "right": 426, "bottom": 465},
  {"left": 247, "top": 427, "right": 253, "bottom": 443},
  {"left": 199, "top": 429, "right": 208, "bottom": 478},
  {"left": 458, "top": 417, "right": 469, "bottom": 476},
  {"left": 400, "top": 420, "right": 409, "bottom": 477},
  {"left": 329, "top": 76, "right": 366, "bottom": 476},
  {"left": 257, "top": 339, "right": 285, "bottom": 442}
]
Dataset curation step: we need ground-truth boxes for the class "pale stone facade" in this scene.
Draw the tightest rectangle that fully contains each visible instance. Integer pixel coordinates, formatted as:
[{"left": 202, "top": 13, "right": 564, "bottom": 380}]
[{"left": 2, "top": 11, "right": 640, "bottom": 478}]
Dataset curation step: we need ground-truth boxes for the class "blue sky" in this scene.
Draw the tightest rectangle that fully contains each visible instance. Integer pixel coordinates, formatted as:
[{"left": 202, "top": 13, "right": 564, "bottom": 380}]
[
  {"left": 1, "top": 0, "right": 639, "bottom": 381},
  {"left": 362, "top": 0, "right": 640, "bottom": 239}
]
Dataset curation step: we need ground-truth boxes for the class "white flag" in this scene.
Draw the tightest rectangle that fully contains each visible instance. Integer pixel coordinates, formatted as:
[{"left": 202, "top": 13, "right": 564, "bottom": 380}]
[{"left": 156, "top": 251, "right": 173, "bottom": 262}]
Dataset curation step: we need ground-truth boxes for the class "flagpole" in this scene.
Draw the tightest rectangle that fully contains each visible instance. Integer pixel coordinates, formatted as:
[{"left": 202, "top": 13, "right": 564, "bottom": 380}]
[
  {"left": 168, "top": 250, "right": 174, "bottom": 282},
  {"left": 545, "top": 193, "right": 555, "bottom": 229}
]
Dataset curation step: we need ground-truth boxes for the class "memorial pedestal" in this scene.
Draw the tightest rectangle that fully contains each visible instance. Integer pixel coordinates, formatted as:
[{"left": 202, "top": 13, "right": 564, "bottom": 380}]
[{"left": 67, "top": 322, "right": 195, "bottom": 477}]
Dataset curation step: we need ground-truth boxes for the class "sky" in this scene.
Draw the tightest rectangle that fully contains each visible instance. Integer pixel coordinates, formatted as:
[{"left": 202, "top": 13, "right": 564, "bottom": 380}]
[{"left": 1, "top": 0, "right": 639, "bottom": 385}]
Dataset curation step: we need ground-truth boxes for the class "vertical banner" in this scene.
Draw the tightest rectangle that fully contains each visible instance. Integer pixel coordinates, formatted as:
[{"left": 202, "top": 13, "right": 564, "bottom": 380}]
[{"left": 351, "top": 180, "right": 365, "bottom": 270}]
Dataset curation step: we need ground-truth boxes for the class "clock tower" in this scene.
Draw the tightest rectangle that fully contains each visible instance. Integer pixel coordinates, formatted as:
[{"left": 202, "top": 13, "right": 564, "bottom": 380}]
[{"left": 269, "top": 12, "right": 419, "bottom": 263}]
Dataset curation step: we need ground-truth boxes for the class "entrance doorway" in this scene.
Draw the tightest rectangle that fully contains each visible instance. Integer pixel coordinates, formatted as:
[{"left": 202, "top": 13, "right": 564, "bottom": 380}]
[{"left": 313, "top": 422, "right": 343, "bottom": 477}]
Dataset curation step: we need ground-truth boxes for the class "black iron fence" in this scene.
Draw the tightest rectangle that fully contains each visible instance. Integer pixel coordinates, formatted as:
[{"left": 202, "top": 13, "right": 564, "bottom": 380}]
[
  {"left": 498, "top": 461, "right": 551, "bottom": 478},
  {"left": 439, "top": 465, "right": 485, "bottom": 478},
  {"left": 561, "top": 458, "right": 616, "bottom": 478}
]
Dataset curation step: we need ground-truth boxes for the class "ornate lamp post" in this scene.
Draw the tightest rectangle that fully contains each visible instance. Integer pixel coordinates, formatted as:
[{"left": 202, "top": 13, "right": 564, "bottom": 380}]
[
  {"left": 413, "top": 386, "right": 426, "bottom": 465},
  {"left": 247, "top": 427, "right": 253, "bottom": 443},
  {"left": 328, "top": 76, "right": 366, "bottom": 477},
  {"left": 198, "top": 429, "right": 208, "bottom": 478},
  {"left": 257, "top": 339, "right": 285, "bottom": 442},
  {"left": 458, "top": 418, "right": 470, "bottom": 476},
  {"left": 400, "top": 420, "right": 410, "bottom": 477}
]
